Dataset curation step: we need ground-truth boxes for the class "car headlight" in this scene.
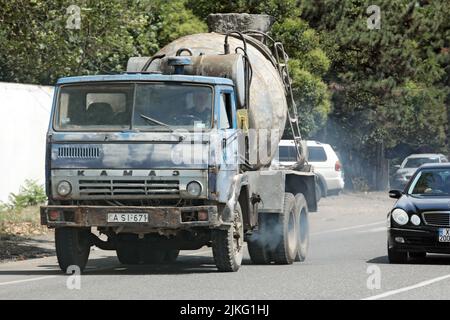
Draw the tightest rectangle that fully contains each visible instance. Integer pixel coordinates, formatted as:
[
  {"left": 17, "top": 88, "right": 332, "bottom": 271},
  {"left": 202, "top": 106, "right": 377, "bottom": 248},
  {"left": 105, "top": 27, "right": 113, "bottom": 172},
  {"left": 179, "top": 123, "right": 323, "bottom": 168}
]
[
  {"left": 186, "top": 181, "right": 202, "bottom": 197},
  {"left": 56, "top": 180, "right": 72, "bottom": 196},
  {"left": 392, "top": 208, "right": 408, "bottom": 226}
]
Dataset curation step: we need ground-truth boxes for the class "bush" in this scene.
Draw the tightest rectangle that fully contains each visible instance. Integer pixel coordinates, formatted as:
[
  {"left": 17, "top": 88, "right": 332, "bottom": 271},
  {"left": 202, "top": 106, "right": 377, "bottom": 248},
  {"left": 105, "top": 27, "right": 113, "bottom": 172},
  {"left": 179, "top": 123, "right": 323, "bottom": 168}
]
[{"left": 6, "top": 180, "right": 47, "bottom": 210}]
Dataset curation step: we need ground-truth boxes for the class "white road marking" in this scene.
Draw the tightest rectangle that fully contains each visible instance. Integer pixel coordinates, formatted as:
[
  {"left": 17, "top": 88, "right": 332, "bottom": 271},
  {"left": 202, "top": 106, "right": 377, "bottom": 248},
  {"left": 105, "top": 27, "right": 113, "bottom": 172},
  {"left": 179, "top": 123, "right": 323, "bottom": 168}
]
[
  {"left": 0, "top": 275, "right": 58, "bottom": 286},
  {"left": 356, "top": 227, "right": 386, "bottom": 234},
  {"left": 311, "top": 221, "right": 385, "bottom": 236},
  {"left": 362, "top": 274, "right": 450, "bottom": 300}
]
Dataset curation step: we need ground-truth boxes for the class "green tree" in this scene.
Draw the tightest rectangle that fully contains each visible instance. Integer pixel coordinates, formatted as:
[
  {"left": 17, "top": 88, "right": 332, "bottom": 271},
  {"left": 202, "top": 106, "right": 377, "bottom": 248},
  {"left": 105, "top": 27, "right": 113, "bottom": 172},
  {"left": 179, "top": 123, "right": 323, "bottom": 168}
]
[
  {"left": 0, "top": 0, "right": 206, "bottom": 85},
  {"left": 301, "top": 0, "right": 449, "bottom": 189}
]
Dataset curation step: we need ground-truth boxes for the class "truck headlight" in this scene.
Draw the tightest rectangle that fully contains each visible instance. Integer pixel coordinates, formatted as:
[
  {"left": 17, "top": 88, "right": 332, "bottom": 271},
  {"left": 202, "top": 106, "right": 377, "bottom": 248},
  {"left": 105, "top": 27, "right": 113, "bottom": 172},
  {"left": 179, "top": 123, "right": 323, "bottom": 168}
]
[
  {"left": 186, "top": 181, "right": 202, "bottom": 196},
  {"left": 392, "top": 208, "right": 408, "bottom": 226},
  {"left": 57, "top": 180, "right": 72, "bottom": 196}
]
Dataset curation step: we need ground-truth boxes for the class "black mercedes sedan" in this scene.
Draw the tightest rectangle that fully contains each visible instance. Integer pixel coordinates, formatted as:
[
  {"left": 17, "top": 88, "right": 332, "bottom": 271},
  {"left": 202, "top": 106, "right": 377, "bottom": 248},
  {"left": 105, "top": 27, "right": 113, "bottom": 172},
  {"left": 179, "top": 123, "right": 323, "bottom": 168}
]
[{"left": 388, "top": 163, "right": 450, "bottom": 263}]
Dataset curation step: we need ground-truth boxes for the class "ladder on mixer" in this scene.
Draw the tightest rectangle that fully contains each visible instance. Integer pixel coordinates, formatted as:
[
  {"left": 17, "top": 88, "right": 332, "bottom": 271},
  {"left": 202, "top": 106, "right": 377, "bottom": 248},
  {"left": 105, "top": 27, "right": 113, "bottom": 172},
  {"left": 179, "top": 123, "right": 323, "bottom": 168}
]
[
  {"left": 273, "top": 42, "right": 304, "bottom": 163},
  {"left": 242, "top": 31, "right": 305, "bottom": 163}
]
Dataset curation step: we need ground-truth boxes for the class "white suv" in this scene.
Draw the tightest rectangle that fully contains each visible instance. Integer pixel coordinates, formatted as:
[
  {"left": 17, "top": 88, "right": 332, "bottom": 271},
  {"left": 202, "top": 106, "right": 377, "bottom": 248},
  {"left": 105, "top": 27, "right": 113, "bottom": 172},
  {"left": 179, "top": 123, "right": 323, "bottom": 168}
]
[
  {"left": 306, "top": 141, "right": 344, "bottom": 198},
  {"left": 274, "top": 140, "right": 345, "bottom": 199}
]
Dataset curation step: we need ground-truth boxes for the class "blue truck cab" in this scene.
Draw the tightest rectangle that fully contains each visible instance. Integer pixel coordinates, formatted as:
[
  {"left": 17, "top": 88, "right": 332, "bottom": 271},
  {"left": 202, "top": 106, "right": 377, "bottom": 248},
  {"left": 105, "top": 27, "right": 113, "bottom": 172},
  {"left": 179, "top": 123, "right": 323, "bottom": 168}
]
[{"left": 41, "top": 72, "right": 252, "bottom": 271}]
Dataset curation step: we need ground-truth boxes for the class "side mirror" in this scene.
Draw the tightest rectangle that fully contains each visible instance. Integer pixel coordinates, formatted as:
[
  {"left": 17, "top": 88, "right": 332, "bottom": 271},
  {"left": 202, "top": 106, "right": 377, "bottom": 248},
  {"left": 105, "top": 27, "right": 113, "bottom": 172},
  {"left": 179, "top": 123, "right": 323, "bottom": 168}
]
[{"left": 389, "top": 189, "right": 403, "bottom": 199}]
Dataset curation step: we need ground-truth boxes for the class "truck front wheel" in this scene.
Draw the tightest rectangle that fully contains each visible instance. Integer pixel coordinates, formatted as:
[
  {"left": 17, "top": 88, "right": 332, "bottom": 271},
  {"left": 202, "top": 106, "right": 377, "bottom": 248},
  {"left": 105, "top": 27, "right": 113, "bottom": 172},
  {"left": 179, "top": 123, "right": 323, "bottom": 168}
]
[
  {"left": 55, "top": 227, "right": 91, "bottom": 273},
  {"left": 212, "top": 203, "right": 244, "bottom": 272}
]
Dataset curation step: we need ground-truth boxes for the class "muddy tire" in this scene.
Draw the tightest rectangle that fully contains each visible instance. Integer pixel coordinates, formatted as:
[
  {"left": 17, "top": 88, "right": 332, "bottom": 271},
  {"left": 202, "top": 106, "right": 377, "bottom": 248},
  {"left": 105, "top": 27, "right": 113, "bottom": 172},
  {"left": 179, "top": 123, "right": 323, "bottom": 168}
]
[
  {"left": 116, "top": 241, "right": 140, "bottom": 265},
  {"left": 294, "top": 194, "right": 309, "bottom": 262},
  {"left": 212, "top": 203, "right": 244, "bottom": 272},
  {"left": 55, "top": 227, "right": 91, "bottom": 273},
  {"left": 272, "top": 193, "right": 299, "bottom": 265},
  {"left": 247, "top": 213, "right": 271, "bottom": 265}
]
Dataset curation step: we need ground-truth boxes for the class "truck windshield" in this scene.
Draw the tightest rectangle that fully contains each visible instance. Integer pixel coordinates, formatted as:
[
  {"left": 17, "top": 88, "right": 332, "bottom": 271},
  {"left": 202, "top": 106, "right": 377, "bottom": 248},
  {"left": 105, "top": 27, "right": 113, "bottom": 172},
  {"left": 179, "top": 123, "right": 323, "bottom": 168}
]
[{"left": 55, "top": 83, "right": 213, "bottom": 130}]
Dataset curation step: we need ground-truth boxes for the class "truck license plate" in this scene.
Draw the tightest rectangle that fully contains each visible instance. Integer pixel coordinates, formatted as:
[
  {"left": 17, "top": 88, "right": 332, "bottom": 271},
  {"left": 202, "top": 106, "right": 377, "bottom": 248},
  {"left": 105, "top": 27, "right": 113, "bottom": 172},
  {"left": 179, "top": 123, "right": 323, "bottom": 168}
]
[
  {"left": 107, "top": 213, "right": 148, "bottom": 223},
  {"left": 438, "top": 228, "right": 450, "bottom": 242}
]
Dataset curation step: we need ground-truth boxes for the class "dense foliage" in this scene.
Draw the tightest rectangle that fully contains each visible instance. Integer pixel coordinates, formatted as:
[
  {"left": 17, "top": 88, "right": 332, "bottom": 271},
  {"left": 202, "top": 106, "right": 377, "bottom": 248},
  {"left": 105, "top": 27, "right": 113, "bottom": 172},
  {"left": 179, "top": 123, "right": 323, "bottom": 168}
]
[
  {"left": 0, "top": 0, "right": 206, "bottom": 84},
  {"left": 301, "top": 0, "right": 449, "bottom": 188}
]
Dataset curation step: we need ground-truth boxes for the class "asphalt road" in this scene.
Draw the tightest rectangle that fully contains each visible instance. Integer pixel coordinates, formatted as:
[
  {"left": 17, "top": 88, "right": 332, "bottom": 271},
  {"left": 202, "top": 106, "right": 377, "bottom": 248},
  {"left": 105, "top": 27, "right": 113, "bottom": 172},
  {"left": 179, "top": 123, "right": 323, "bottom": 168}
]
[{"left": 2, "top": 192, "right": 450, "bottom": 300}]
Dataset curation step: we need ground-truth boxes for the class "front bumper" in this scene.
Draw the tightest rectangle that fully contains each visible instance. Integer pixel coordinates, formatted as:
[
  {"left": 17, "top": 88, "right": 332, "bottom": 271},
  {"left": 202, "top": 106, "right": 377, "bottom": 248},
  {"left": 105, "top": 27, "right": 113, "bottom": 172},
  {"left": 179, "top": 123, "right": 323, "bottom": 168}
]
[
  {"left": 388, "top": 227, "right": 450, "bottom": 254},
  {"left": 325, "top": 176, "right": 345, "bottom": 191},
  {"left": 40, "top": 205, "right": 226, "bottom": 229}
]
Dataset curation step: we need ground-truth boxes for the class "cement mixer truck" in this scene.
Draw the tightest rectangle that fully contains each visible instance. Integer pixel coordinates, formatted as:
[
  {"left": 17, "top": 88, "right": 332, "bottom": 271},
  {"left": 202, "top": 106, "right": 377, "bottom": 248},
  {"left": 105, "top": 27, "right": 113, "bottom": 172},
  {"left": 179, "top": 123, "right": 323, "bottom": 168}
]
[{"left": 40, "top": 14, "right": 317, "bottom": 272}]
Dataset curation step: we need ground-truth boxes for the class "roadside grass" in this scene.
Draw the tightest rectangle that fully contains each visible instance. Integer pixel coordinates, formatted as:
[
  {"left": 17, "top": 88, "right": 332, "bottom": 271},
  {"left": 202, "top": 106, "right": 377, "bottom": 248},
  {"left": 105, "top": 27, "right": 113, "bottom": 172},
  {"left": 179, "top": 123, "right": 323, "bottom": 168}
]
[
  {"left": 0, "top": 205, "right": 47, "bottom": 237},
  {"left": 0, "top": 180, "right": 48, "bottom": 237}
]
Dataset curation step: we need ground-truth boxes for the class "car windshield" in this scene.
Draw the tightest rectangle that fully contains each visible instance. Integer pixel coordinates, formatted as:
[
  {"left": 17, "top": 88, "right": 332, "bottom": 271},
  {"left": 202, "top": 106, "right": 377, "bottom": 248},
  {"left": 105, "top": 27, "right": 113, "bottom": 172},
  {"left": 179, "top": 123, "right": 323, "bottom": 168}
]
[
  {"left": 55, "top": 83, "right": 213, "bottom": 130},
  {"left": 404, "top": 157, "right": 439, "bottom": 168},
  {"left": 409, "top": 169, "right": 450, "bottom": 196}
]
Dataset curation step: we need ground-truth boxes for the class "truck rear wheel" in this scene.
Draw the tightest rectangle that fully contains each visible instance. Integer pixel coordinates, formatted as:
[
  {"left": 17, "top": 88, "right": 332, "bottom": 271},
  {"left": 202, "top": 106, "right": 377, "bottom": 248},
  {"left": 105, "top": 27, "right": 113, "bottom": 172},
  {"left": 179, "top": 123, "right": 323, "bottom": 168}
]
[
  {"left": 272, "top": 193, "right": 299, "bottom": 265},
  {"left": 247, "top": 213, "right": 271, "bottom": 264},
  {"left": 212, "top": 203, "right": 244, "bottom": 272},
  {"left": 294, "top": 194, "right": 309, "bottom": 262},
  {"left": 55, "top": 227, "right": 91, "bottom": 273}
]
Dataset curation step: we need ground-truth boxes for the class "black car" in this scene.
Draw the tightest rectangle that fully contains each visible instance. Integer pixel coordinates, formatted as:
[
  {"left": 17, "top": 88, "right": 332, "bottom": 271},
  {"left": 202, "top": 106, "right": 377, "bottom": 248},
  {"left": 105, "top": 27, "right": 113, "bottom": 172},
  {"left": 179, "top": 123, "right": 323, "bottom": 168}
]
[{"left": 388, "top": 163, "right": 450, "bottom": 263}]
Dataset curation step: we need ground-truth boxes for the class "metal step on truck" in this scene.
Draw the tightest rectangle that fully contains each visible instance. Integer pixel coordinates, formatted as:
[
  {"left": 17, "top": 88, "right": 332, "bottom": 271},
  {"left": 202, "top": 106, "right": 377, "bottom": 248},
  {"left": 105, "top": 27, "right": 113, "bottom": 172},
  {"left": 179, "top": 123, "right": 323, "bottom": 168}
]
[{"left": 40, "top": 13, "right": 317, "bottom": 272}]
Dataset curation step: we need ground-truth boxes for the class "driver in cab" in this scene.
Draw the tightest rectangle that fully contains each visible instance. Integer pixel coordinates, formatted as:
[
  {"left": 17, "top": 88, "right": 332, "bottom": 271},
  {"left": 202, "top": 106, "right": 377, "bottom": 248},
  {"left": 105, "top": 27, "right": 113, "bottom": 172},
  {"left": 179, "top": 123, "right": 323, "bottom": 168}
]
[{"left": 175, "top": 90, "right": 211, "bottom": 126}]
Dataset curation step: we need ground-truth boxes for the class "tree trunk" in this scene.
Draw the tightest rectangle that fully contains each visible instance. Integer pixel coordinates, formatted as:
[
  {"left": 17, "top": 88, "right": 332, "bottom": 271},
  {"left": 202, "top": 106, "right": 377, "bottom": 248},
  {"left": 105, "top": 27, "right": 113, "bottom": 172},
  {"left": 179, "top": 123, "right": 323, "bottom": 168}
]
[{"left": 374, "top": 141, "right": 389, "bottom": 191}]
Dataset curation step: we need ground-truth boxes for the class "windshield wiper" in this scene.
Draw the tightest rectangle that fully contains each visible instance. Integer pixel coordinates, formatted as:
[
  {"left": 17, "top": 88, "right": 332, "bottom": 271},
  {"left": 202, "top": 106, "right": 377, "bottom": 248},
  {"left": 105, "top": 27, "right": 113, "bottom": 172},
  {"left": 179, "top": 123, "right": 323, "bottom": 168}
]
[
  {"left": 139, "top": 114, "right": 185, "bottom": 140},
  {"left": 139, "top": 114, "right": 173, "bottom": 131}
]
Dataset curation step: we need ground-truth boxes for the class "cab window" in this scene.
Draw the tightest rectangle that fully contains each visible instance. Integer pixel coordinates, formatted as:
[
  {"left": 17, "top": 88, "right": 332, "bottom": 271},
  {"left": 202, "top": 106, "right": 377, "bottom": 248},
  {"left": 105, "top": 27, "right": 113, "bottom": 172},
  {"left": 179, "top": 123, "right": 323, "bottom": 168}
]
[
  {"left": 219, "top": 92, "right": 234, "bottom": 129},
  {"left": 56, "top": 84, "right": 133, "bottom": 130}
]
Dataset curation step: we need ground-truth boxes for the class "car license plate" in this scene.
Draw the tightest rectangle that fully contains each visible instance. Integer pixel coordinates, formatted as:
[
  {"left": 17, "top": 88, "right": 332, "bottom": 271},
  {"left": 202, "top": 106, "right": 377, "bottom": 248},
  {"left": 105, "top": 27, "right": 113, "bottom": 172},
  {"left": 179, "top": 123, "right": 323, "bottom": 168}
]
[
  {"left": 107, "top": 213, "right": 148, "bottom": 223},
  {"left": 438, "top": 228, "right": 450, "bottom": 242}
]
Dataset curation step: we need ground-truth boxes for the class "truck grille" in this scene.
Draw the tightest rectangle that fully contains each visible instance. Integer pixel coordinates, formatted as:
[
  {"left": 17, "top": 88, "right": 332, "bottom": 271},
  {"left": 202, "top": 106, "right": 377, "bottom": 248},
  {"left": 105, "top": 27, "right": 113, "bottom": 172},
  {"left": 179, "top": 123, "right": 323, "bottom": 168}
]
[
  {"left": 78, "top": 179, "right": 180, "bottom": 197},
  {"left": 422, "top": 212, "right": 450, "bottom": 227},
  {"left": 58, "top": 146, "right": 100, "bottom": 159}
]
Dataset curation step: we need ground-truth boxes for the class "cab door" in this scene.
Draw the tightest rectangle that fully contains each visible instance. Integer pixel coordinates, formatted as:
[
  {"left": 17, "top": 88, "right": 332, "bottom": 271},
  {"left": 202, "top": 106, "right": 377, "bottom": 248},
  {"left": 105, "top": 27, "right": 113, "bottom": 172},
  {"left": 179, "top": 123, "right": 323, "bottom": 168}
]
[{"left": 215, "top": 87, "right": 238, "bottom": 203}]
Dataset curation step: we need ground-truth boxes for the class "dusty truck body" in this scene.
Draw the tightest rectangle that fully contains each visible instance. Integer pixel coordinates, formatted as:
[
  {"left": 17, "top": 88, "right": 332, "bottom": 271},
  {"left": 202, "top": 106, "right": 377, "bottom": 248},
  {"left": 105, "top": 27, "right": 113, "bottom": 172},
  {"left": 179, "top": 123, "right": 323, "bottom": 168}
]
[{"left": 40, "top": 14, "right": 317, "bottom": 272}]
